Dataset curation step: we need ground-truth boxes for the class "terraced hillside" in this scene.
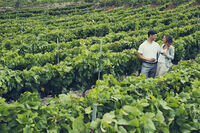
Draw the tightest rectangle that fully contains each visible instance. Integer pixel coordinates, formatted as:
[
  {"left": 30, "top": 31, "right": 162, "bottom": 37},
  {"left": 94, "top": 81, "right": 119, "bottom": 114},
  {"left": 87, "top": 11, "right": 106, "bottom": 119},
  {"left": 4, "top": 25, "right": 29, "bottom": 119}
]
[
  {"left": 0, "top": 1, "right": 199, "bottom": 99},
  {"left": 0, "top": 0, "right": 200, "bottom": 132}
]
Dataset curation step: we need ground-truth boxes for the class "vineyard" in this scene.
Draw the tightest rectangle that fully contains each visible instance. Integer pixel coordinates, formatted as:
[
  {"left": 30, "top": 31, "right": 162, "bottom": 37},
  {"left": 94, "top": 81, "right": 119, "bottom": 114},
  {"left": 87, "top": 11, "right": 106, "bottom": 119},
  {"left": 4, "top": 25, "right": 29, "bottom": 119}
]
[{"left": 0, "top": 0, "right": 200, "bottom": 132}]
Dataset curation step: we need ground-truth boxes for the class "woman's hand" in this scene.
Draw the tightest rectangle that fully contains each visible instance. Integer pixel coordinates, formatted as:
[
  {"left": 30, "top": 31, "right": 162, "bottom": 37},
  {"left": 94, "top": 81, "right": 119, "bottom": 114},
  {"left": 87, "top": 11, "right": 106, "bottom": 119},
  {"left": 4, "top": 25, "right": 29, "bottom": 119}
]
[{"left": 161, "top": 52, "right": 167, "bottom": 56}]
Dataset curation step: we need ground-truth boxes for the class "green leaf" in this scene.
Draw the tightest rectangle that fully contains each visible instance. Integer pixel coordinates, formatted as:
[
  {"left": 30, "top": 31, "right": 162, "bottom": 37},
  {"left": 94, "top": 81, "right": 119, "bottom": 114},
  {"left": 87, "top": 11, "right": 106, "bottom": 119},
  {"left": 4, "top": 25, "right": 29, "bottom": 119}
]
[
  {"left": 0, "top": 97, "right": 5, "bottom": 104},
  {"left": 37, "top": 119, "right": 47, "bottom": 129},
  {"left": 119, "top": 109, "right": 129, "bottom": 116},
  {"left": 0, "top": 123, "right": 9, "bottom": 133},
  {"left": 159, "top": 100, "right": 172, "bottom": 110},
  {"left": 123, "top": 105, "right": 140, "bottom": 116},
  {"left": 23, "top": 125, "right": 33, "bottom": 133},
  {"left": 111, "top": 94, "right": 122, "bottom": 101},
  {"left": 180, "top": 124, "right": 197, "bottom": 132},
  {"left": 90, "top": 118, "right": 101, "bottom": 130},
  {"left": 85, "top": 106, "right": 92, "bottom": 114},
  {"left": 180, "top": 129, "right": 191, "bottom": 133},
  {"left": 117, "top": 118, "right": 129, "bottom": 125},
  {"left": 17, "top": 114, "right": 28, "bottom": 124},
  {"left": 119, "top": 126, "right": 128, "bottom": 133},
  {"left": 143, "top": 113, "right": 156, "bottom": 133},
  {"left": 102, "top": 111, "right": 115, "bottom": 124},
  {"left": 179, "top": 92, "right": 190, "bottom": 102},
  {"left": 47, "top": 128, "right": 59, "bottom": 133},
  {"left": 72, "top": 116, "right": 88, "bottom": 132},
  {"left": 160, "top": 127, "right": 170, "bottom": 133},
  {"left": 155, "top": 110, "right": 165, "bottom": 123},
  {"left": 31, "top": 105, "right": 39, "bottom": 110},
  {"left": 72, "top": 116, "right": 84, "bottom": 129},
  {"left": 128, "top": 119, "right": 139, "bottom": 127},
  {"left": 144, "top": 118, "right": 156, "bottom": 133},
  {"left": 140, "top": 102, "right": 149, "bottom": 107},
  {"left": 100, "top": 121, "right": 107, "bottom": 133}
]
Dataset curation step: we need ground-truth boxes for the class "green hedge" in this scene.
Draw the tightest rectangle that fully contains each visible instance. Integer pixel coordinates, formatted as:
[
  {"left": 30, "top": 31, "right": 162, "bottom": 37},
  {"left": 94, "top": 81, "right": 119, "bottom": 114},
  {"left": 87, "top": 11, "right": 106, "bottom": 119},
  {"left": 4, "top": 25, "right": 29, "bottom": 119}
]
[{"left": 0, "top": 57, "right": 199, "bottom": 132}]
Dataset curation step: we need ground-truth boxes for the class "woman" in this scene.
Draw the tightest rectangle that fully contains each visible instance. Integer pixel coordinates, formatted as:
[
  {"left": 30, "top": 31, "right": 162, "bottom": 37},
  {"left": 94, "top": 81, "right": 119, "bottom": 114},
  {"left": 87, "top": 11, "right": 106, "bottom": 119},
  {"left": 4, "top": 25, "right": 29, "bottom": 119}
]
[{"left": 156, "top": 35, "right": 175, "bottom": 76}]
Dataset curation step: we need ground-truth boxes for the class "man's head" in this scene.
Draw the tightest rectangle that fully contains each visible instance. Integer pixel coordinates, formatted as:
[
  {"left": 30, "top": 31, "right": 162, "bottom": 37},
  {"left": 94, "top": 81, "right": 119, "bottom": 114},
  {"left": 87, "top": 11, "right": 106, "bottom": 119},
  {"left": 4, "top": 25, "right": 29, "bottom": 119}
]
[{"left": 148, "top": 30, "right": 157, "bottom": 40}]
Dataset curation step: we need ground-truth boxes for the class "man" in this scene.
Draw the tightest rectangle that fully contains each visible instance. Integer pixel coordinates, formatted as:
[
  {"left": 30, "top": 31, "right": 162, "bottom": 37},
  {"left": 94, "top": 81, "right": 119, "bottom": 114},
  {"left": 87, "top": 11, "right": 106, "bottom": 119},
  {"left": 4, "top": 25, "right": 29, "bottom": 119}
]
[{"left": 138, "top": 30, "right": 160, "bottom": 78}]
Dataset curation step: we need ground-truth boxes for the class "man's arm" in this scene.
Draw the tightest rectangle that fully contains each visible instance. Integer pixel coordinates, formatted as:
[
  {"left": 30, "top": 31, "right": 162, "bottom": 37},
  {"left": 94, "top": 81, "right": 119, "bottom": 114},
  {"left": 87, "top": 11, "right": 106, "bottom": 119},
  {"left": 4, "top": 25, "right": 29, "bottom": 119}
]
[{"left": 138, "top": 52, "right": 156, "bottom": 62}]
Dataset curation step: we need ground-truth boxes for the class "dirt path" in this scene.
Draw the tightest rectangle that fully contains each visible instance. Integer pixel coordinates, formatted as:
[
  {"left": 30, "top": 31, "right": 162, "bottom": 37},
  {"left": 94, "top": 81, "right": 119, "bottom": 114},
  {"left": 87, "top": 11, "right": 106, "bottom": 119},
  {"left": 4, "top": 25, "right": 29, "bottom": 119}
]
[{"left": 0, "top": 2, "right": 85, "bottom": 11}]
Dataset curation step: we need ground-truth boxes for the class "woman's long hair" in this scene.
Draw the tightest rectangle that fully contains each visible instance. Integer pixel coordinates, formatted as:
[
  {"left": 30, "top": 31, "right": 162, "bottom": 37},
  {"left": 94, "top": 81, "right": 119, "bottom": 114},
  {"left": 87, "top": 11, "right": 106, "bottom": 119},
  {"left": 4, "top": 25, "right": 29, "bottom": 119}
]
[{"left": 165, "top": 35, "right": 173, "bottom": 50}]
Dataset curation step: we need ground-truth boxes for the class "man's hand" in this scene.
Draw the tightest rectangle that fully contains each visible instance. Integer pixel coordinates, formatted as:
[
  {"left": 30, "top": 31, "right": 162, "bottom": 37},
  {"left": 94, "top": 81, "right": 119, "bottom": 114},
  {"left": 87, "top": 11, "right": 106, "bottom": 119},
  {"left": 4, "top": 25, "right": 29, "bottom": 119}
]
[
  {"left": 148, "top": 58, "right": 156, "bottom": 62},
  {"left": 138, "top": 52, "right": 156, "bottom": 62}
]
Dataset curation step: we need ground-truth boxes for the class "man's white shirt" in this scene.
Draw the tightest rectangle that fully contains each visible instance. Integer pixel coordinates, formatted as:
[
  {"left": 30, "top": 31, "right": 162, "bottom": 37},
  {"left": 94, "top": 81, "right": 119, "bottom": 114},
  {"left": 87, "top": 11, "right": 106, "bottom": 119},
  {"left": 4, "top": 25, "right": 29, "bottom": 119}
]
[{"left": 138, "top": 40, "right": 160, "bottom": 63}]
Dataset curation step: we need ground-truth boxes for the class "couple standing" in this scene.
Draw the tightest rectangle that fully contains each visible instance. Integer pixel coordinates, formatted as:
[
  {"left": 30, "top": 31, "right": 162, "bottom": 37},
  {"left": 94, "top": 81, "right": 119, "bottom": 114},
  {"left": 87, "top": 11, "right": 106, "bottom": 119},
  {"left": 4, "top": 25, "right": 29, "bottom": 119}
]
[{"left": 138, "top": 30, "right": 175, "bottom": 78}]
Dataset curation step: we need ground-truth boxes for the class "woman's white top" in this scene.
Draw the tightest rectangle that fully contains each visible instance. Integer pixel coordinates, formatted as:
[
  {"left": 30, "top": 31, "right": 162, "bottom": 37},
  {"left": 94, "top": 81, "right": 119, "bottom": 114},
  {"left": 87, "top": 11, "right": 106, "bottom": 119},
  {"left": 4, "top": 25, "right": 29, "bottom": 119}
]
[
  {"left": 157, "top": 44, "right": 175, "bottom": 68},
  {"left": 158, "top": 48, "right": 167, "bottom": 63}
]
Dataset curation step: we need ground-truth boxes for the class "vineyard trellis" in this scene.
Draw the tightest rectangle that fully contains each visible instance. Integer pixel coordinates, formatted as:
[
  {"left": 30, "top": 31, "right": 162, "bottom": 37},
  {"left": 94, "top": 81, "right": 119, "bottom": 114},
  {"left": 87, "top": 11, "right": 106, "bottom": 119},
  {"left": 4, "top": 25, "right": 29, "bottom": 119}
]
[{"left": 0, "top": 1, "right": 200, "bottom": 132}]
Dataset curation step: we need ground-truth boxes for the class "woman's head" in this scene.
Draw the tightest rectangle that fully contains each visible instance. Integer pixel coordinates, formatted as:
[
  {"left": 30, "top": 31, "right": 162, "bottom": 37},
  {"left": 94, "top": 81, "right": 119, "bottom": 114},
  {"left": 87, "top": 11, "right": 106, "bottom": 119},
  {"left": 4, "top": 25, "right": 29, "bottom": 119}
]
[{"left": 163, "top": 35, "right": 173, "bottom": 45}]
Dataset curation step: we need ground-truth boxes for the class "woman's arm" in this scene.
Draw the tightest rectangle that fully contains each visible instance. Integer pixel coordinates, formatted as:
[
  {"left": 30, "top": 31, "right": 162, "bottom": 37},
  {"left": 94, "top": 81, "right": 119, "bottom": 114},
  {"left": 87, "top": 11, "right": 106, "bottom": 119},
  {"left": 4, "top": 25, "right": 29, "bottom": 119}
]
[{"left": 166, "top": 46, "right": 175, "bottom": 60}]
